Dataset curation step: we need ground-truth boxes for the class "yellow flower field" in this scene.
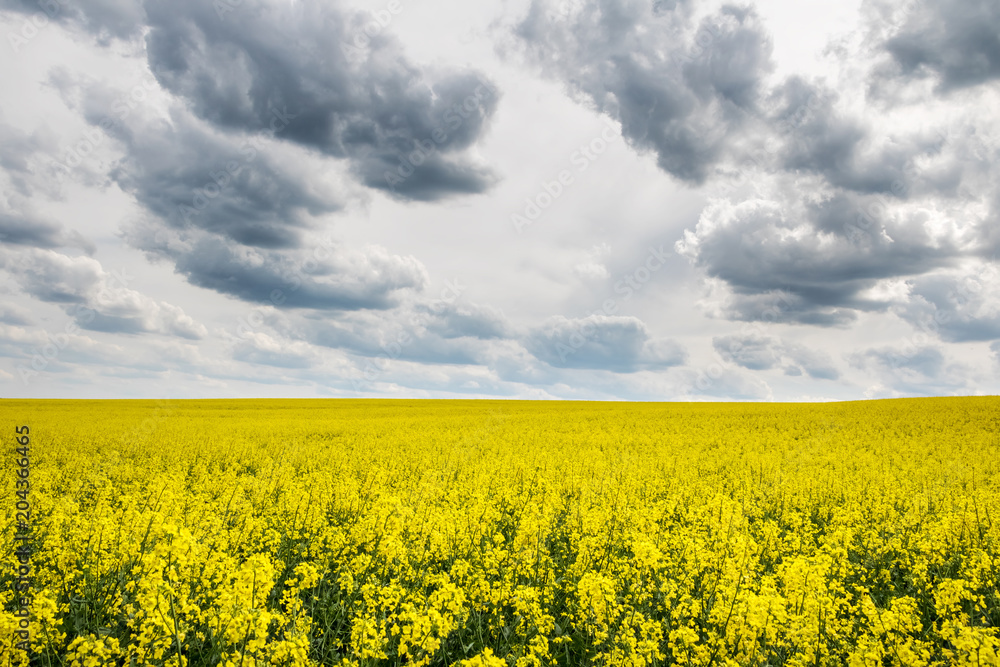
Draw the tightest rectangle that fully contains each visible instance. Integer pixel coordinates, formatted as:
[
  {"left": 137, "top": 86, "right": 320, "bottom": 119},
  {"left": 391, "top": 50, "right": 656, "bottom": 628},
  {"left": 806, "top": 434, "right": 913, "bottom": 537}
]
[{"left": 2, "top": 397, "right": 999, "bottom": 666}]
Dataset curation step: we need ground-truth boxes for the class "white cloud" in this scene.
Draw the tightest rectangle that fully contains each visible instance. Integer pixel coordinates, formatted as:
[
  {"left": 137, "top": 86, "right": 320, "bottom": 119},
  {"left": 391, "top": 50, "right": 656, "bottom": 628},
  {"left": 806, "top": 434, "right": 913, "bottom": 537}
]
[{"left": 0, "top": 248, "right": 207, "bottom": 339}]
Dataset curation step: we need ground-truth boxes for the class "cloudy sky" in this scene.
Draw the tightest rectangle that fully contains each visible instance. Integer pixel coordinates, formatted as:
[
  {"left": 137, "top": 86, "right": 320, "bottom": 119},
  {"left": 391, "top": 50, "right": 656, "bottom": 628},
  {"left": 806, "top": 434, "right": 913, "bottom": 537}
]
[{"left": 1, "top": 0, "right": 998, "bottom": 400}]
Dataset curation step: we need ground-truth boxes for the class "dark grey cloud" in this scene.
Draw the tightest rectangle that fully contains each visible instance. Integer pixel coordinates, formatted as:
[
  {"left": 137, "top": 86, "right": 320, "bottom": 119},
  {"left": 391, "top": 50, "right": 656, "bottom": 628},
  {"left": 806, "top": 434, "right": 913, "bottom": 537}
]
[
  {"left": 54, "top": 78, "right": 344, "bottom": 250},
  {"left": 682, "top": 125, "right": 995, "bottom": 326},
  {"left": 53, "top": 79, "right": 430, "bottom": 312},
  {"left": 676, "top": 198, "right": 959, "bottom": 325},
  {"left": 877, "top": 0, "right": 1000, "bottom": 92},
  {"left": 716, "top": 292, "right": 859, "bottom": 328},
  {"left": 81, "top": 313, "right": 151, "bottom": 335},
  {"left": 767, "top": 78, "right": 923, "bottom": 196},
  {"left": 352, "top": 153, "right": 497, "bottom": 203},
  {"left": 27, "top": 0, "right": 500, "bottom": 315},
  {"left": 514, "top": 0, "right": 773, "bottom": 184},
  {"left": 525, "top": 315, "right": 685, "bottom": 372},
  {"left": 140, "top": 0, "right": 499, "bottom": 201},
  {"left": 512, "top": 0, "right": 968, "bottom": 197}
]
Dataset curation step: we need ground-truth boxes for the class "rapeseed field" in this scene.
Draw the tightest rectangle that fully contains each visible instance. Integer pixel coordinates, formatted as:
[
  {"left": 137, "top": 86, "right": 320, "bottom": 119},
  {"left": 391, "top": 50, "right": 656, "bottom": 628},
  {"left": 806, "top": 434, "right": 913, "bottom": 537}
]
[{"left": 1, "top": 397, "right": 999, "bottom": 666}]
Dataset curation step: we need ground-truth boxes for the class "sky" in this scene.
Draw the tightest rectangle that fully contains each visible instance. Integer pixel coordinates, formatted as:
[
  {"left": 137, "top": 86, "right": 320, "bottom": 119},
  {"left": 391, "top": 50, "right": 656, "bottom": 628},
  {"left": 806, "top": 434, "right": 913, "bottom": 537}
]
[{"left": 1, "top": 0, "right": 999, "bottom": 400}]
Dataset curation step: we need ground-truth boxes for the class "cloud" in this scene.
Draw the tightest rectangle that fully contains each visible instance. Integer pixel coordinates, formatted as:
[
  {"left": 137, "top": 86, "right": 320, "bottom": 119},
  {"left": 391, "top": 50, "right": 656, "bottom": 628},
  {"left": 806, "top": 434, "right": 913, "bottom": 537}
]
[
  {"left": 573, "top": 244, "right": 611, "bottom": 281},
  {"left": 512, "top": 0, "right": 999, "bottom": 333},
  {"left": 0, "top": 323, "right": 40, "bottom": 360},
  {"left": 136, "top": 229, "right": 428, "bottom": 311},
  {"left": 676, "top": 197, "right": 960, "bottom": 325},
  {"left": 874, "top": 0, "right": 1000, "bottom": 92},
  {"left": 301, "top": 295, "right": 512, "bottom": 369},
  {"left": 764, "top": 78, "right": 930, "bottom": 196},
  {"left": 0, "top": 121, "right": 96, "bottom": 254},
  {"left": 30, "top": 0, "right": 498, "bottom": 314},
  {"left": 45, "top": 76, "right": 430, "bottom": 312},
  {"left": 0, "top": 249, "right": 101, "bottom": 303},
  {"left": 783, "top": 342, "right": 840, "bottom": 380},
  {"left": 852, "top": 344, "right": 943, "bottom": 376},
  {"left": 231, "top": 332, "right": 317, "bottom": 369},
  {"left": 513, "top": 0, "right": 773, "bottom": 184},
  {"left": 0, "top": 119, "right": 57, "bottom": 198},
  {"left": 713, "top": 331, "right": 782, "bottom": 370},
  {"left": 0, "top": 248, "right": 206, "bottom": 339},
  {"left": 524, "top": 314, "right": 685, "bottom": 372},
  {"left": 54, "top": 79, "right": 345, "bottom": 250},
  {"left": 892, "top": 262, "right": 1000, "bottom": 342},
  {"left": 3, "top": 0, "right": 145, "bottom": 43},
  {"left": 310, "top": 323, "right": 485, "bottom": 372},
  {"left": 675, "top": 365, "right": 773, "bottom": 400},
  {"left": 0, "top": 303, "right": 32, "bottom": 326},
  {"left": 0, "top": 212, "right": 65, "bottom": 249},
  {"left": 0, "top": 321, "right": 150, "bottom": 375},
  {"left": 849, "top": 342, "right": 972, "bottom": 396},
  {"left": 421, "top": 301, "right": 511, "bottom": 340},
  {"left": 0, "top": 209, "right": 95, "bottom": 255},
  {"left": 713, "top": 331, "right": 840, "bottom": 379},
  {"left": 138, "top": 0, "right": 498, "bottom": 201}
]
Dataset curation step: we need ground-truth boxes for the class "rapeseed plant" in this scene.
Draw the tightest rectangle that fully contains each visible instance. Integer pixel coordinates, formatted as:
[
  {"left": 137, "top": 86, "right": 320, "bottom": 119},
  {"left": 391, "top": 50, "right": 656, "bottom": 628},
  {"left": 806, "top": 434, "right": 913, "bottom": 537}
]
[{"left": 0, "top": 397, "right": 998, "bottom": 666}]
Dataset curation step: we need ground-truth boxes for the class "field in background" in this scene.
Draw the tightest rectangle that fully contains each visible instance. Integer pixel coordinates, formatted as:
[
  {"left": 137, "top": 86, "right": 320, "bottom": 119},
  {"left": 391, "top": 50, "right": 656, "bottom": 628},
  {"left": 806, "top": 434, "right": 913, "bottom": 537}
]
[{"left": 1, "top": 397, "right": 999, "bottom": 666}]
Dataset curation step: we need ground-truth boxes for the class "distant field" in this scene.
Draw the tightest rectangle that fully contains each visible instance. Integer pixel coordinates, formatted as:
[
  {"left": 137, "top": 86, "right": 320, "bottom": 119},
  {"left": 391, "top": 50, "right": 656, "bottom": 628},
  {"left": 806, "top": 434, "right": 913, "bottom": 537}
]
[{"left": 1, "top": 398, "right": 999, "bottom": 666}]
